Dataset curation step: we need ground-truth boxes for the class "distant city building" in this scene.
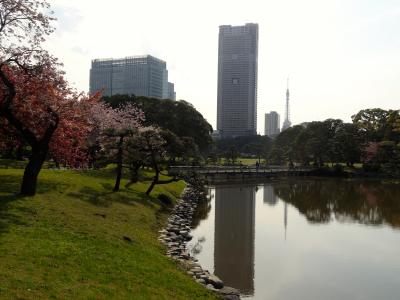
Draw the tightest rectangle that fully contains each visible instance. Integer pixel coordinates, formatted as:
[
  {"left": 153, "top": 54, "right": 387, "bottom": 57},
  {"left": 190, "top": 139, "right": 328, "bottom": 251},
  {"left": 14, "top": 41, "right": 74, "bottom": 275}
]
[
  {"left": 264, "top": 111, "right": 280, "bottom": 137},
  {"left": 89, "top": 55, "right": 176, "bottom": 99},
  {"left": 217, "top": 23, "right": 259, "bottom": 138},
  {"left": 162, "top": 70, "right": 169, "bottom": 99},
  {"left": 282, "top": 78, "right": 292, "bottom": 131},
  {"left": 211, "top": 130, "right": 221, "bottom": 140},
  {"left": 167, "top": 82, "right": 176, "bottom": 100}
]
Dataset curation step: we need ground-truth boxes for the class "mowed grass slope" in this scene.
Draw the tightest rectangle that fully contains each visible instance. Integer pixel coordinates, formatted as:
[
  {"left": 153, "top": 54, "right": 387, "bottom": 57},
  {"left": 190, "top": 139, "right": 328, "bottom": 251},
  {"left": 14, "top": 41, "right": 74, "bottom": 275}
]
[{"left": 0, "top": 168, "right": 217, "bottom": 300}]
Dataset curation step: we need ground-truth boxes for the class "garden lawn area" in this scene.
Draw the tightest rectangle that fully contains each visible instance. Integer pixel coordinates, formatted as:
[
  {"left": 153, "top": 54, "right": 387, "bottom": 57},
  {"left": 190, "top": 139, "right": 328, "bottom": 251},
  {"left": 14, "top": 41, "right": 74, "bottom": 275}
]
[
  {"left": 236, "top": 158, "right": 261, "bottom": 165},
  {"left": 0, "top": 168, "right": 217, "bottom": 300}
]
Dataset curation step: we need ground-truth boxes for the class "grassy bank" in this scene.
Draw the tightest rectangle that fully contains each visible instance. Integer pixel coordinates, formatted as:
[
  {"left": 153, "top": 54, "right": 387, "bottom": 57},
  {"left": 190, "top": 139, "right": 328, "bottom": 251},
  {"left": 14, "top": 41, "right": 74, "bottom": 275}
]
[{"left": 0, "top": 168, "right": 217, "bottom": 299}]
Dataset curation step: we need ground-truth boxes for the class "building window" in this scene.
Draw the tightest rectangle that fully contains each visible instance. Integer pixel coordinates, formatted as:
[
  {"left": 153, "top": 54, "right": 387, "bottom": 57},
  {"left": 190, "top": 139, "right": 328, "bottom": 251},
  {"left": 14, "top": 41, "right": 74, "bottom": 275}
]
[{"left": 232, "top": 78, "right": 239, "bottom": 85}]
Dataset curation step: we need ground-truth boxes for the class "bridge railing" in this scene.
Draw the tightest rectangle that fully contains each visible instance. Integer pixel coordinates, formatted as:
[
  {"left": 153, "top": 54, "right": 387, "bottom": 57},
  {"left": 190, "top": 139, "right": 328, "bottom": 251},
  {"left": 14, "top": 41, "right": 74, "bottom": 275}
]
[{"left": 169, "top": 165, "right": 315, "bottom": 174}]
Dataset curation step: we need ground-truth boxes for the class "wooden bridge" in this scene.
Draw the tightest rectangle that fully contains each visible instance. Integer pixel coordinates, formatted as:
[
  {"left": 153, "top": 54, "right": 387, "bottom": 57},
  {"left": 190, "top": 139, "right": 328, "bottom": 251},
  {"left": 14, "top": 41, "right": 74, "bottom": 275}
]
[{"left": 169, "top": 166, "right": 317, "bottom": 183}]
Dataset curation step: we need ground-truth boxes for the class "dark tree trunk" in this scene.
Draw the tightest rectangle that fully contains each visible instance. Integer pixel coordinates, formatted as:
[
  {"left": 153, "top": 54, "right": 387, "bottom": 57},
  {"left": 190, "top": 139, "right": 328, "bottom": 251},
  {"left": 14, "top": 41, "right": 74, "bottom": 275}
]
[
  {"left": 113, "top": 136, "right": 124, "bottom": 192},
  {"left": 1, "top": 66, "right": 58, "bottom": 196},
  {"left": 146, "top": 153, "right": 159, "bottom": 195},
  {"left": 20, "top": 146, "right": 48, "bottom": 196},
  {"left": 145, "top": 173, "right": 158, "bottom": 196},
  {"left": 145, "top": 153, "right": 178, "bottom": 195},
  {"left": 130, "top": 163, "right": 141, "bottom": 183}
]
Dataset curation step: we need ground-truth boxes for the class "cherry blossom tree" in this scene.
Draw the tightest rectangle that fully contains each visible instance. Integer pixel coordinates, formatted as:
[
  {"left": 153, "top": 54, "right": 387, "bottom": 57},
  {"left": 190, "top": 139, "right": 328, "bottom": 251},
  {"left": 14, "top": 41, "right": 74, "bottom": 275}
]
[
  {"left": 0, "top": 62, "right": 100, "bottom": 195},
  {"left": 0, "top": 0, "right": 100, "bottom": 195},
  {"left": 136, "top": 126, "right": 179, "bottom": 196},
  {"left": 90, "top": 102, "right": 144, "bottom": 192},
  {"left": 0, "top": 118, "right": 23, "bottom": 158}
]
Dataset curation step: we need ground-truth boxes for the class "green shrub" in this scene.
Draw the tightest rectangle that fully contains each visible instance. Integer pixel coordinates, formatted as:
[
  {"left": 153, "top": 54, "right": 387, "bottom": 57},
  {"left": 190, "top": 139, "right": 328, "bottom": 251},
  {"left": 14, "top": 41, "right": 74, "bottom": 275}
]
[{"left": 158, "top": 193, "right": 173, "bottom": 206}]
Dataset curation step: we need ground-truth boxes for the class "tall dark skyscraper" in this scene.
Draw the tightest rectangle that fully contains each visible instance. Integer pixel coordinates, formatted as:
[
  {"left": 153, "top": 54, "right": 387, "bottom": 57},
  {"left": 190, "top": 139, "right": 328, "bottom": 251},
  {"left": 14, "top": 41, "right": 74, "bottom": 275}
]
[{"left": 217, "top": 23, "right": 259, "bottom": 138}]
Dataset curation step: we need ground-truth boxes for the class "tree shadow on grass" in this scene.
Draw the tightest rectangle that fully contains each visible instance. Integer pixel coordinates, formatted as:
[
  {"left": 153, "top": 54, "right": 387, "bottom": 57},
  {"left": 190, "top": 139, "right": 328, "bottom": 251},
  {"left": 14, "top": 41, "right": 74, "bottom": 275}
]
[
  {"left": 0, "top": 175, "right": 28, "bottom": 236},
  {"left": 0, "top": 199, "right": 28, "bottom": 237},
  {"left": 81, "top": 167, "right": 163, "bottom": 182},
  {"left": 67, "top": 187, "right": 114, "bottom": 207},
  {"left": 77, "top": 168, "right": 117, "bottom": 180},
  {"left": 0, "top": 173, "right": 68, "bottom": 196},
  {"left": 100, "top": 182, "right": 114, "bottom": 191},
  {"left": 0, "top": 173, "right": 70, "bottom": 236},
  {"left": 0, "top": 174, "right": 22, "bottom": 196},
  {"left": 67, "top": 185, "right": 158, "bottom": 209}
]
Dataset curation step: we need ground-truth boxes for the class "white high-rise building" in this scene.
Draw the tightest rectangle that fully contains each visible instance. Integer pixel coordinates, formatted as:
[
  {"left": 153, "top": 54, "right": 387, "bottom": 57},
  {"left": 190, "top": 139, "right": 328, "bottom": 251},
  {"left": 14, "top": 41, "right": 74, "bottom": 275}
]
[{"left": 264, "top": 111, "right": 280, "bottom": 137}]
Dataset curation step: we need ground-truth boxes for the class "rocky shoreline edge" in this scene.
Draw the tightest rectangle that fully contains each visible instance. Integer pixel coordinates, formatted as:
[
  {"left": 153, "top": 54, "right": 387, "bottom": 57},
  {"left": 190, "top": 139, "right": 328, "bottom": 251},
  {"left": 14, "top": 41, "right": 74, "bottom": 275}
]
[{"left": 158, "top": 184, "right": 241, "bottom": 300}]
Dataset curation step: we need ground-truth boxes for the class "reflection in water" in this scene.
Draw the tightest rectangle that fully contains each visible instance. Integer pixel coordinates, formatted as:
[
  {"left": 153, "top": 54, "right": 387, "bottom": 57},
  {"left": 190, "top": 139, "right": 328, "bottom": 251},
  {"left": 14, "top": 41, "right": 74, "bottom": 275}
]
[
  {"left": 263, "top": 185, "right": 278, "bottom": 206},
  {"left": 284, "top": 201, "right": 287, "bottom": 240},
  {"left": 191, "top": 179, "right": 400, "bottom": 299},
  {"left": 274, "top": 179, "right": 400, "bottom": 228},
  {"left": 264, "top": 184, "right": 287, "bottom": 239},
  {"left": 214, "top": 185, "right": 255, "bottom": 295},
  {"left": 191, "top": 189, "right": 212, "bottom": 228}
]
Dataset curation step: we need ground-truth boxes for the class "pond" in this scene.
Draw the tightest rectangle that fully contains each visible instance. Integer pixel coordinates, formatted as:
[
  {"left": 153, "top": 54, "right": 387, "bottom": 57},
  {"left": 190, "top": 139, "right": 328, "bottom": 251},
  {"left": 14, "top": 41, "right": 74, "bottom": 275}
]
[{"left": 187, "top": 178, "right": 400, "bottom": 300}]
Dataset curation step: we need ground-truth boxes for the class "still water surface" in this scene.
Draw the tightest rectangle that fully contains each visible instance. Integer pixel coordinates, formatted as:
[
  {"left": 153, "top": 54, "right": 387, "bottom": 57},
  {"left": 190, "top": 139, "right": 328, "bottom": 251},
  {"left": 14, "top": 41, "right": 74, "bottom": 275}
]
[{"left": 188, "top": 178, "right": 400, "bottom": 300}]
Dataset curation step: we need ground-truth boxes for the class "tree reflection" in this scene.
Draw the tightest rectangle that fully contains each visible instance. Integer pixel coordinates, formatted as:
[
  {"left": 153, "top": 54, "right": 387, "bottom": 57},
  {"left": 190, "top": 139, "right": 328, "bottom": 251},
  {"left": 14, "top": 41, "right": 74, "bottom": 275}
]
[
  {"left": 191, "top": 192, "right": 212, "bottom": 228},
  {"left": 274, "top": 179, "right": 400, "bottom": 228}
]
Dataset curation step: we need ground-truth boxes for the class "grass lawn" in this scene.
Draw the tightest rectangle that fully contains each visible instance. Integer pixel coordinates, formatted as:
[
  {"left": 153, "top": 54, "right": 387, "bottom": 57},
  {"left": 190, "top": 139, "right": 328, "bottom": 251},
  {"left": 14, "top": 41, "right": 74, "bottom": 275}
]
[
  {"left": 236, "top": 158, "right": 262, "bottom": 166},
  {"left": 0, "top": 167, "right": 217, "bottom": 300}
]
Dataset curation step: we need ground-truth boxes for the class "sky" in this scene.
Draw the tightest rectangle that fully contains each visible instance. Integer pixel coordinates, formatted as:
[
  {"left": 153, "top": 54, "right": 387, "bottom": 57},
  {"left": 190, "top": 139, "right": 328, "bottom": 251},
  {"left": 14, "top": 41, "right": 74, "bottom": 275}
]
[{"left": 46, "top": 0, "right": 400, "bottom": 134}]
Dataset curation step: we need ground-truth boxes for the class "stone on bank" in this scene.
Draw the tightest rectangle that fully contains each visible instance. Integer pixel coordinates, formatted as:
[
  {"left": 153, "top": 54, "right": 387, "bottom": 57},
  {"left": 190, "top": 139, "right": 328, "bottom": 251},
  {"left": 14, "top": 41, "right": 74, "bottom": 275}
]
[{"left": 158, "top": 182, "right": 241, "bottom": 299}]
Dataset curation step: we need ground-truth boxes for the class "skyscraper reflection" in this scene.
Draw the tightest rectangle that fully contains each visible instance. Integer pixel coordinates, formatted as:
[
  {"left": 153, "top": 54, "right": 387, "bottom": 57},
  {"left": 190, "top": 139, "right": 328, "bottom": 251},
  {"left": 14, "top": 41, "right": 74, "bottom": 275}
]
[
  {"left": 263, "top": 184, "right": 279, "bottom": 206},
  {"left": 214, "top": 185, "right": 255, "bottom": 295}
]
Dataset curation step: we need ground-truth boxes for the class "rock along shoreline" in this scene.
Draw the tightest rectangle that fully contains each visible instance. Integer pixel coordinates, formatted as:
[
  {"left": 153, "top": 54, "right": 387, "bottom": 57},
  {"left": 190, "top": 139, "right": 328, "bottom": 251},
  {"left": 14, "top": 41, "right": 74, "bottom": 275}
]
[{"left": 158, "top": 184, "right": 241, "bottom": 300}]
